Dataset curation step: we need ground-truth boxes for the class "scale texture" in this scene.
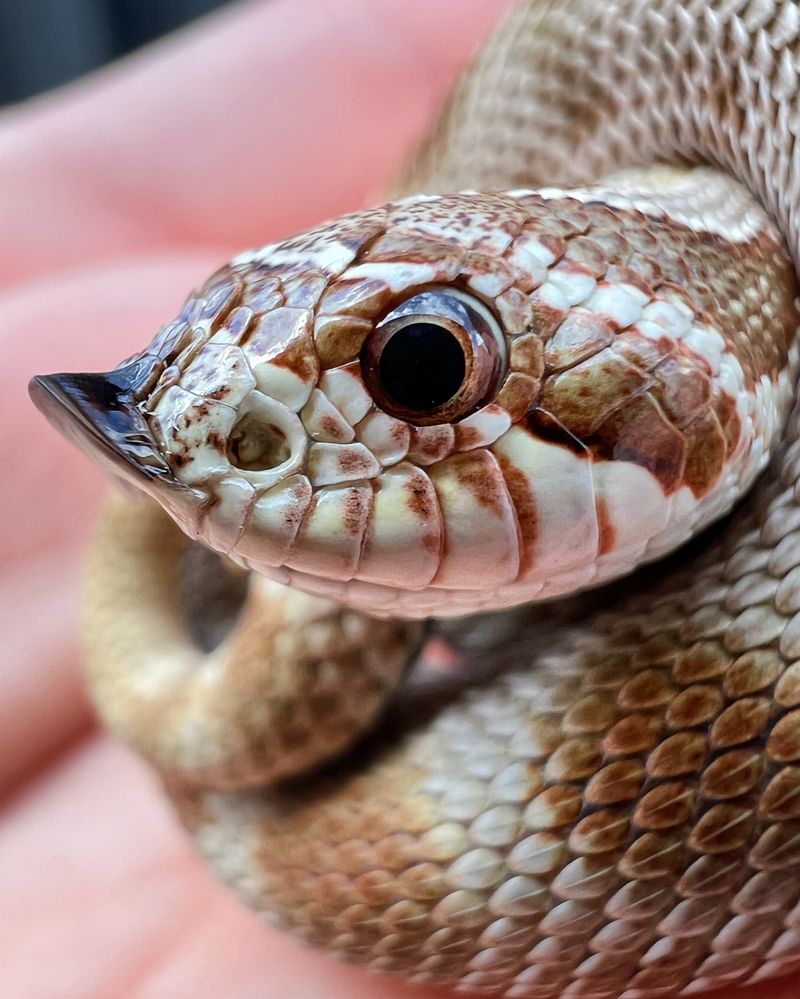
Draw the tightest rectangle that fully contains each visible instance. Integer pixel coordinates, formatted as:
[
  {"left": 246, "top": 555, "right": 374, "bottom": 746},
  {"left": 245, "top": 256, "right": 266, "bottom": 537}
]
[{"left": 51, "top": 1, "right": 800, "bottom": 996}]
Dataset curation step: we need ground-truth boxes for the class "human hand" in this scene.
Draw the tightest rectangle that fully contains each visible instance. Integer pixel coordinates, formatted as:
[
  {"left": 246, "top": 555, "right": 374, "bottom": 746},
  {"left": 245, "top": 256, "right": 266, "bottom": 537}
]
[{"left": 1, "top": 1, "right": 797, "bottom": 996}]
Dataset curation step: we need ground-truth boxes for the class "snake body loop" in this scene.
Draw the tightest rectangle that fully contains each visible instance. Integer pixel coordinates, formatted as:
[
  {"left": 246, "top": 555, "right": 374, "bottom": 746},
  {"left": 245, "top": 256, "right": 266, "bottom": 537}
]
[{"left": 30, "top": 1, "right": 800, "bottom": 996}]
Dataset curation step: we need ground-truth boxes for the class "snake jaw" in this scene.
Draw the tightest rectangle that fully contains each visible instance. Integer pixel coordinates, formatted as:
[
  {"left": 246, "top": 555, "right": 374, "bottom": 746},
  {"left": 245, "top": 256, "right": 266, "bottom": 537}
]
[{"left": 28, "top": 362, "right": 210, "bottom": 536}]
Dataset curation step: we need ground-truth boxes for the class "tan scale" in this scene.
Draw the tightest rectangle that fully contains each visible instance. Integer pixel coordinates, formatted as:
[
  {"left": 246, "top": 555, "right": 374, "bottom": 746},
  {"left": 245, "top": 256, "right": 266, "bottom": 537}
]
[{"left": 28, "top": 1, "right": 800, "bottom": 996}]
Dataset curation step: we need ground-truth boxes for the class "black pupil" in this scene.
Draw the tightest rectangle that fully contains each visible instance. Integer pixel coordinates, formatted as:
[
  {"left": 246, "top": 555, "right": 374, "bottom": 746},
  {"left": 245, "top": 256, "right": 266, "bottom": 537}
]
[{"left": 379, "top": 321, "right": 466, "bottom": 411}]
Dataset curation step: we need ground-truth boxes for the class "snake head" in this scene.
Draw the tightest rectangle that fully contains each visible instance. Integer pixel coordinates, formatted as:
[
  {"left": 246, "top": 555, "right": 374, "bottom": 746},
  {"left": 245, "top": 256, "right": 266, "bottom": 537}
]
[{"left": 31, "top": 188, "right": 797, "bottom": 617}]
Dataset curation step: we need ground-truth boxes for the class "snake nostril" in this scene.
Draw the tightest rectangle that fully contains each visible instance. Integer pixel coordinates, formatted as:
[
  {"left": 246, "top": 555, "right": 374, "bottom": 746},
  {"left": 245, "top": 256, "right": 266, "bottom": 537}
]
[
  {"left": 221, "top": 391, "right": 306, "bottom": 487},
  {"left": 227, "top": 413, "right": 291, "bottom": 471}
]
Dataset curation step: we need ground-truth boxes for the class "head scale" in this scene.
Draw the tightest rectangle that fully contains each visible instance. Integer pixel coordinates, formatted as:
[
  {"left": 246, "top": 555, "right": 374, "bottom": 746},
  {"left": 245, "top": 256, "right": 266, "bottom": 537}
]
[{"left": 31, "top": 185, "right": 798, "bottom": 618}]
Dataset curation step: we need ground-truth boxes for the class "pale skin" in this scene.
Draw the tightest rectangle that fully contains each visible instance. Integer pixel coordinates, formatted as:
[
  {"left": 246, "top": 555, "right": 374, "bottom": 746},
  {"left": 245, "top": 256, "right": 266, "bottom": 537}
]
[{"left": 0, "top": 1, "right": 797, "bottom": 996}]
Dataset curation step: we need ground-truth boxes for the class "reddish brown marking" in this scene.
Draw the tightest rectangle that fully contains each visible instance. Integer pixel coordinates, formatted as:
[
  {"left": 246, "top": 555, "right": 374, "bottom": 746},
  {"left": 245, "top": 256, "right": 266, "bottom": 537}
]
[
  {"left": 605, "top": 264, "right": 654, "bottom": 299},
  {"left": 596, "top": 496, "right": 616, "bottom": 556},
  {"left": 319, "top": 277, "right": 393, "bottom": 318},
  {"left": 759, "top": 767, "right": 800, "bottom": 821},
  {"left": 408, "top": 426, "right": 455, "bottom": 464},
  {"left": 495, "top": 373, "right": 540, "bottom": 422},
  {"left": 337, "top": 448, "right": 373, "bottom": 476},
  {"left": 404, "top": 471, "right": 441, "bottom": 556},
  {"left": 365, "top": 232, "right": 458, "bottom": 266},
  {"left": 527, "top": 408, "right": 589, "bottom": 457},
  {"left": 682, "top": 409, "right": 727, "bottom": 498},
  {"left": 271, "top": 334, "right": 318, "bottom": 381},
  {"left": 208, "top": 383, "right": 233, "bottom": 401},
  {"left": 541, "top": 351, "right": 651, "bottom": 439},
  {"left": 405, "top": 473, "right": 435, "bottom": 521},
  {"left": 451, "top": 450, "right": 507, "bottom": 516},
  {"left": 282, "top": 483, "right": 311, "bottom": 531},
  {"left": 564, "top": 235, "right": 607, "bottom": 277},
  {"left": 767, "top": 711, "right": 800, "bottom": 762},
  {"left": 700, "top": 750, "right": 764, "bottom": 801},
  {"left": 592, "top": 393, "right": 686, "bottom": 495},
  {"left": 453, "top": 424, "right": 483, "bottom": 450},
  {"left": 633, "top": 782, "right": 695, "bottom": 830},
  {"left": 321, "top": 415, "right": 346, "bottom": 440},
  {"left": 544, "top": 310, "right": 615, "bottom": 372},
  {"left": 652, "top": 356, "right": 712, "bottom": 422},
  {"left": 612, "top": 331, "right": 670, "bottom": 373},
  {"left": 510, "top": 333, "right": 545, "bottom": 379},
  {"left": 313, "top": 315, "right": 372, "bottom": 369},
  {"left": 495, "top": 450, "right": 538, "bottom": 574},
  {"left": 530, "top": 288, "right": 567, "bottom": 339},
  {"left": 712, "top": 392, "right": 742, "bottom": 456},
  {"left": 342, "top": 487, "right": 370, "bottom": 537}
]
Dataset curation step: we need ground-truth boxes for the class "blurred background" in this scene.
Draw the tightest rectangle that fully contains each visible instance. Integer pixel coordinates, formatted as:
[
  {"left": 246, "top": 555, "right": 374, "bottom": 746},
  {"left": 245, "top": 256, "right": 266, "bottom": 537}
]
[{"left": 0, "top": 0, "right": 234, "bottom": 104}]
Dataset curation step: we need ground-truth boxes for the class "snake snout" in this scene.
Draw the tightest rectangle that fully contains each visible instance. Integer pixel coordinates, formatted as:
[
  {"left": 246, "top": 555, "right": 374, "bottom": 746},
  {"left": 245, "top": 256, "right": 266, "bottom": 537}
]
[{"left": 29, "top": 364, "right": 174, "bottom": 485}]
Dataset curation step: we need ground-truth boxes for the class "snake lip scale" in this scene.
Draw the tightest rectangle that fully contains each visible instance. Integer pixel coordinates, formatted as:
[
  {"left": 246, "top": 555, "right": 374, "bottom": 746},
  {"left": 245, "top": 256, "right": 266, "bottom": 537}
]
[{"left": 28, "top": 1, "right": 800, "bottom": 996}]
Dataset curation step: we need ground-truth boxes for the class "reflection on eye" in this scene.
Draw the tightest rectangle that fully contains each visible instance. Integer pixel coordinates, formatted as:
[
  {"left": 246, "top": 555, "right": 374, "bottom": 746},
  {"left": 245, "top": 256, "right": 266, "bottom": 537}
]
[{"left": 360, "top": 288, "right": 505, "bottom": 426}]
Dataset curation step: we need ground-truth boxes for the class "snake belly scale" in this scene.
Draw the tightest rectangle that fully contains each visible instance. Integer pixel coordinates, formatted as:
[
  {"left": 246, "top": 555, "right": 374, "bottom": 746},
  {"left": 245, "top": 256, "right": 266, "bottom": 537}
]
[{"left": 28, "top": 1, "right": 800, "bottom": 996}]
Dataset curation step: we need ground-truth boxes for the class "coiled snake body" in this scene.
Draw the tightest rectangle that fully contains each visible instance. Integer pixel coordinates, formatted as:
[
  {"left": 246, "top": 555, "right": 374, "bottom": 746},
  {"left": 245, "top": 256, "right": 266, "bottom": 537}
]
[{"left": 29, "top": 1, "right": 800, "bottom": 995}]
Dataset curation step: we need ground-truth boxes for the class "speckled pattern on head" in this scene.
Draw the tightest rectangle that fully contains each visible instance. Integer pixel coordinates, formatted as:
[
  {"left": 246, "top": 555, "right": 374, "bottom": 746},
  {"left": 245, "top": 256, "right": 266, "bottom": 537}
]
[
  {"left": 117, "top": 174, "right": 798, "bottom": 616},
  {"left": 30, "top": 0, "right": 800, "bottom": 996}
]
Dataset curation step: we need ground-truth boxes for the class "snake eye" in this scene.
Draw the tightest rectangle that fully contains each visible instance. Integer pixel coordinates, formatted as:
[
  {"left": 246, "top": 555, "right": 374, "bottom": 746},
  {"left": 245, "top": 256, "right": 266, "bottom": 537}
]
[{"left": 360, "top": 289, "right": 505, "bottom": 426}]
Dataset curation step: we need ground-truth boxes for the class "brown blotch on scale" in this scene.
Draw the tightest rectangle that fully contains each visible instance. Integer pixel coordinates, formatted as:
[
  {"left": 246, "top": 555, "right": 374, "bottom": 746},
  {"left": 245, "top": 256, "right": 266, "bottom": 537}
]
[
  {"left": 313, "top": 314, "right": 373, "bottom": 369},
  {"left": 767, "top": 710, "right": 800, "bottom": 762},
  {"left": 525, "top": 785, "right": 582, "bottom": 830},
  {"left": 775, "top": 664, "right": 800, "bottom": 707},
  {"left": 451, "top": 450, "right": 509, "bottom": 517},
  {"left": 591, "top": 392, "right": 687, "bottom": 494},
  {"left": 759, "top": 767, "right": 800, "bottom": 821},
  {"left": 404, "top": 470, "right": 437, "bottom": 522},
  {"left": 584, "top": 760, "right": 645, "bottom": 806},
  {"left": 618, "top": 668, "right": 677, "bottom": 711},
  {"left": 270, "top": 333, "right": 319, "bottom": 383},
  {"left": 318, "top": 276, "right": 394, "bottom": 319},
  {"left": 633, "top": 781, "right": 695, "bottom": 830},
  {"left": 710, "top": 697, "right": 771, "bottom": 748},
  {"left": 689, "top": 803, "right": 754, "bottom": 854},
  {"left": 544, "top": 310, "right": 615, "bottom": 372},
  {"left": 652, "top": 355, "right": 712, "bottom": 422},
  {"left": 646, "top": 732, "right": 708, "bottom": 778},
  {"left": 619, "top": 831, "right": 685, "bottom": 880},
  {"left": 569, "top": 810, "right": 630, "bottom": 854},
  {"left": 527, "top": 408, "right": 588, "bottom": 457},
  {"left": 494, "top": 372, "right": 540, "bottom": 421},
  {"left": 510, "top": 333, "right": 545, "bottom": 379},
  {"left": 673, "top": 640, "right": 731, "bottom": 684},
  {"left": 712, "top": 391, "right": 742, "bottom": 456},
  {"left": 682, "top": 409, "right": 728, "bottom": 497},
  {"left": 407, "top": 425, "right": 455, "bottom": 465},
  {"left": 495, "top": 451, "right": 538, "bottom": 574},
  {"left": 342, "top": 486, "right": 371, "bottom": 538},
  {"left": 603, "top": 713, "right": 664, "bottom": 756},
  {"left": 562, "top": 692, "right": 619, "bottom": 734},
  {"left": 724, "top": 650, "right": 783, "bottom": 698},
  {"left": 541, "top": 350, "right": 651, "bottom": 439},
  {"left": 596, "top": 497, "right": 616, "bottom": 556},
  {"left": 750, "top": 820, "right": 800, "bottom": 869},
  {"left": 336, "top": 448, "right": 375, "bottom": 478},
  {"left": 700, "top": 749, "right": 764, "bottom": 800},
  {"left": 544, "top": 737, "right": 603, "bottom": 782},
  {"left": 665, "top": 683, "right": 723, "bottom": 729}
]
